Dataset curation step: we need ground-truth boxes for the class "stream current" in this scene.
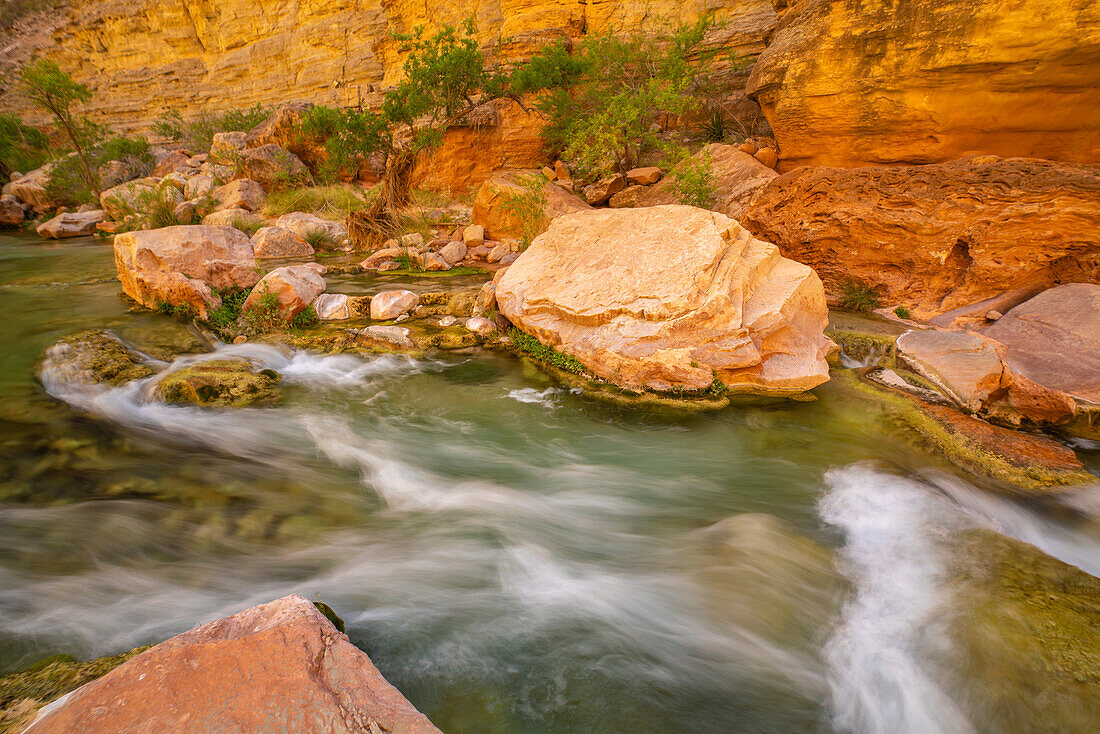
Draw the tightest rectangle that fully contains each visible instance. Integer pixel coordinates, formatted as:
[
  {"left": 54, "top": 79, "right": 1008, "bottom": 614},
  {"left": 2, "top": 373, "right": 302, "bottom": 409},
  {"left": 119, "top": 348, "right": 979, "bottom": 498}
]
[{"left": 1, "top": 232, "right": 1098, "bottom": 733}]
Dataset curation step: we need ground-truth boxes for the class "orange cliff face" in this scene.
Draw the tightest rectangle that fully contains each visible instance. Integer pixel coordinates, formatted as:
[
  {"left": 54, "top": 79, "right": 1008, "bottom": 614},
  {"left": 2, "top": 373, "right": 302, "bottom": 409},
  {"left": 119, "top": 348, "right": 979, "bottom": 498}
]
[
  {"left": 747, "top": 0, "right": 1100, "bottom": 170},
  {"left": 0, "top": 0, "right": 776, "bottom": 192}
]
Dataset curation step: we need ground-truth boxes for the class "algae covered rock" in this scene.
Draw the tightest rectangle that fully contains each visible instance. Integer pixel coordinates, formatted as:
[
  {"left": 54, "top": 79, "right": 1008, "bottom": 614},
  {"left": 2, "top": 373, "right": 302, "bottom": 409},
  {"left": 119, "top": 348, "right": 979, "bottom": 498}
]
[
  {"left": 941, "top": 530, "right": 1100, "bottom": 733},
  {"left": 153, "top": 360, "right": 280, "bottom": 408},
  {"left": 42, "top": 330, "right": 153, "bottom": 386}
]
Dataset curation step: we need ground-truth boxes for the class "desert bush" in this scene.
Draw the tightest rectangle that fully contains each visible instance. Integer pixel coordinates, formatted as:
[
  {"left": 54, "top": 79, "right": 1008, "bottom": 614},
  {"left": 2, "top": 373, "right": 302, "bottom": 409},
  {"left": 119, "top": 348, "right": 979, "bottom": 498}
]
[
  {"left": 497, "top": 174, "right": 548, "bottom": 248},
  {"left": 46, "top": 135, "right": 154, "bottom": 206},
  {"left": 839, "top": 278, "right": 882, "bottom": 313},
  {"left": 0, "top": 114, "right": 51, "bottom": 178},
  {"left": 300, "top": 227, "right": 337, "bottom": 251},
  {"left": 671, "top": 151, "right": 717, "bottom": 208},
  {"left": 153, "top": 105, "right": 269, "bottom": 153}
]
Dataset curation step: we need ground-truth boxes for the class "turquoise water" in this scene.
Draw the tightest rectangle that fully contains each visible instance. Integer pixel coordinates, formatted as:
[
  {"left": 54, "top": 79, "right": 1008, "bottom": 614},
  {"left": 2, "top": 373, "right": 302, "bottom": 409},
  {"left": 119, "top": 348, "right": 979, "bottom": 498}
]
[{"left": 2, "top": 231, "right": 1098, "bottom": 733}]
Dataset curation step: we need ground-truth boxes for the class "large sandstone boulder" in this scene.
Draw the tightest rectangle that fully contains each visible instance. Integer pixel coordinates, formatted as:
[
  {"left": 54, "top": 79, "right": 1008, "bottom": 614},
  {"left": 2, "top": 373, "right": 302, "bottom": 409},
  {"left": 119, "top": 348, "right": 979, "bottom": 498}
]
[
  {"left": 212, "top": 178, "right": 265, "bottom": 212},
  {"left": 635, "top": 143, "right": 777, "bottom": 219},
  {"left": 747, "top": 0, "right": 1100, "bottom": 169},
  {"left": 275, "top": 212, "right": 347, "bottom": 242},
  {"left": 471, "top": 170, "right": 590, "bottom": 242},
  {"left": 99, "top": 179, "right": 157, "bottom": 219},
  {"left": 982, "top": 284, "right": 1100, "bottom": 404},
  {"left": 896, "top": 330, "right": 1077, "bottom": 426},
  {"left": 243, "top": 264, "right": 326, "bottom": 320},
  {"left": 36, "top": 210, "right": 105, "bottom": 239},
  {"left": 240, "top": 144, "right": 310, "bottom": 191},
  {"left": 114, "top": 225, "right": 260, "bottom": 318},
  {"left": 3, "top": 164, "right": 55, "bottom": 214},
  {"left": 22, "top": 595, "right": 442, "bottom": 734},
  {"left": 201, "top": 207, "right": 263, "bottom": 231},
  {"left": 250, "top": 226, "right": 314, "bottom": 258},
  {"left": 740, "top": 156, "right": 1100, "bottom": 318},
  {"left": 209, "top": 131, "right": 248, "bottom": 165},
  {"left": 0, "top": 194, "right": 25, "bottom": 227},
  {"left": 496, "top": 205, "right": 833, "bottom": 393}
]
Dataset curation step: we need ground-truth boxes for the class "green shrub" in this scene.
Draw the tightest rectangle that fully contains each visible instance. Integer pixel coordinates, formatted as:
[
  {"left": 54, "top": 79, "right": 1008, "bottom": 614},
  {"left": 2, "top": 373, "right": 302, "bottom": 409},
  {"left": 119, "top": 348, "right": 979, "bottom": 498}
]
[
  {"left": 152, "top": 105, "right": 270, "bottom": 153},
  {"left": 301, "top": 227, "right": 337, "bottom": 251},
  {"left": 46, "top": 135, "right": 153, "bottom": 206},
  {"left": 894, "top": 306, "right": 911, "bottom": 320},
  {"left": 204, "top": 288, "right": 249, "bottom": 336},
  {"left": 509, "top": 328, "right": 586, "bottom": 374},
  {"left": 137, "top": 185, "right": 182, "bottom": 229},
  {"left": 290, "top": 306, "right": 319, "bottom": 330},
  {"left": 154, "top": 299, "right": 198, "bottom": 321},
  {"left": 839, "top": 278, "right": 882, "bottom": 313},
  {"left": 696, "top": 109, "right": 727, "bottom": 143},
  {"left": 0, "top": 114, "right": 51, "bottom": 177},
  {"left": 672, "top": 151, "right": 717, "bottom": 208},
  {"left": 241, "top": 284, "right": 283, "bottom": 335},
  {"left": 497, "top": 174, "right": 548, "bottom": 248},
  {"left": 263, "top": 185, "right": 370, "bottom": 219}
]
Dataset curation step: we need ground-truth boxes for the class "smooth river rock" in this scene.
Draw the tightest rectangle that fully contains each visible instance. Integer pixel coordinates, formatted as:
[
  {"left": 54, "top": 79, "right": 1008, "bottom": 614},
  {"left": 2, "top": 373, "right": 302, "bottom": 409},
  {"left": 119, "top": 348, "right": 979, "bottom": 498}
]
[
  {"left": 114, "top": 225, "right": 260, "bottom": 318},
  {"left": 23, "top": 595, "right": 442, "bottom": 734},
  {"left": 243, "top": 264, "right": 327, "bottom": 320},
  {"left": 370, "top": 290, "right": 419, "bottom": 321},
  {"left": 275, "top": 211, "right": 348, "bottom": 243},
  {"left": 747, "top": 0, "right": 1100, "bottom": 168},
  {"left": 495, "top": 205, "right": 833, "bottom": 393},
  {"left": 982, "top": 283, "right": 1100, "bottom": 404},
  {"left": 35, "top": 210, "right": 105, "bottom": 239},
  {"left": 740, "top": 156, "right": 1100, "bottom": 318}
]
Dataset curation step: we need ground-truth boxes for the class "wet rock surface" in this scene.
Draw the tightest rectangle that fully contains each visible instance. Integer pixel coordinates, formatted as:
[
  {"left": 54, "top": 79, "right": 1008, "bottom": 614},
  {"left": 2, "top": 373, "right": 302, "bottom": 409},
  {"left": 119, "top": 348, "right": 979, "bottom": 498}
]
[{"left": 153, "top": 359, "right": 281, "bottom": 408}]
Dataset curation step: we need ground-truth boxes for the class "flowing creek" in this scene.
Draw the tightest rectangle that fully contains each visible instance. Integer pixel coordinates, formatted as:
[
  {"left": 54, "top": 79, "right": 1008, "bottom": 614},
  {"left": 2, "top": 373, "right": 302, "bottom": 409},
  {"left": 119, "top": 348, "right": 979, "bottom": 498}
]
[{"left": 2, "top": 231, "right": 1098, "bottom": 733}]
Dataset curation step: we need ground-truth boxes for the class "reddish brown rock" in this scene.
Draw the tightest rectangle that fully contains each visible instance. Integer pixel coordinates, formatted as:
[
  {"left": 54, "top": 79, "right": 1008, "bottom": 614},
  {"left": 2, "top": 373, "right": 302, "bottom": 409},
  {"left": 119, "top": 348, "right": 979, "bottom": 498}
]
[
  {"left": 24, "top": 595, "right": 441, "bottom": 734},
  {"left": 740, "top": 156, "right": 1100, "bottom": 318},
  {"left": 747, "top": 0, "right": 1100, "bottom": 169},
  {"left": 753, "top": 148, "right": 778, "bottom": 169},
  {"left": 636, "top": 144, "right": 777, "bottom": 219},
  {"left": 626, "top": 166, "right": 662, "bottom": 186},
  {"left": 983, "top": 283, "right": 1100, "bottom": 404},
  {"left": 496, "top": 205, "right": 832, "bottom": 393},
  {"left": 243, "top": 265, "right": 327, "bottom": 320},
  {"left": 114, "top": 225, "right": 260, "bottom": 318},
  {"left": 472, "top": 170, "right": 590, "bottom": 241},
  {"left": 582, "top": 174, "right": 626, "bottom": 205},
  {"left": 240, "top": 144, "right": 310, "bottom": 191},
  {"left": 250, "top": 226, "right": 314, "bottom": 258},
  {"left": 212, "top": 179, "right": 266, "bottom": 212}
]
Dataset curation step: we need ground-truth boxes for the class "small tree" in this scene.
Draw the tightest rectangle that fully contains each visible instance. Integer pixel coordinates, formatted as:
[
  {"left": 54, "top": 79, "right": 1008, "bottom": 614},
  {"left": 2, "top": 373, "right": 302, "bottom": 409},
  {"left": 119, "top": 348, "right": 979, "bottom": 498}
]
[
  {"left": 18, "top": 59, "right": 101, "bottom": 197},
  {"left": 336, "top": 21, "right": 529, "bottom": 247}
]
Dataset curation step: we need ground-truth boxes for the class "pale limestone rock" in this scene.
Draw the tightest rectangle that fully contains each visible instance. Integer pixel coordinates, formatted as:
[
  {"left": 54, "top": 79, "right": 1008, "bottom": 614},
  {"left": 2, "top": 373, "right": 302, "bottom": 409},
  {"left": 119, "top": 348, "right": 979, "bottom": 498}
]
[
  {"left": 370, "top": 290, "right": 419, "bottom": 321},
  {"left": 463, "top": 224, "right": 485, "bottom": 247},
  {"left": 243, "top": 265, "right": 327, "bottom": 320},
  {"left": 36, "top": 210, "right": 105, "bottom": 239},
  {"left": 465, "top": 316, "right": 495, "bottom": 335},
  {"left": 495, "top": 205, "right": 833, "bottom": 393},
  {"left": 275, "top": 212, "right": 347, "bottom": 242},
  {"left": 250, "top": 226, "right": 314, "bottom": 258},
  {"left": 361, "top": 325, "right": 414, "bottom": 349},
  {"left": 439, "top": 240, "right": 467, "bottom": 265},
  {"left": 113, "top": 225, "right": 259, "bottom": 318},
  {"left": 313, "top": 293, "right": 350, "bottom": 320}
]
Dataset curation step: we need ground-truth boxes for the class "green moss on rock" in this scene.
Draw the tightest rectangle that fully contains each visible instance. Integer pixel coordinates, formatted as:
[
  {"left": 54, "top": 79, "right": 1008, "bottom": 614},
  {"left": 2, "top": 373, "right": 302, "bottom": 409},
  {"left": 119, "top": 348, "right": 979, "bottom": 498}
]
[
  {"left": 153, "top": 360, "right": 281, "bottom": 408},
  {"left": 42, "top": 330, "right": 153, "bottom": 386}
]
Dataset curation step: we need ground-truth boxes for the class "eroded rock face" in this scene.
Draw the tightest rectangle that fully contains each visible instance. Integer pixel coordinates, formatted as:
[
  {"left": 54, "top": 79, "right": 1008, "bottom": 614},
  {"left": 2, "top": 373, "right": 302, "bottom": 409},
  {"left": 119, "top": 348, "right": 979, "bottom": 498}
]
[
  {"left": 748, "top": 0, "right": 1100, "bottom": 168},
  {"left": 250, "top": 226, "right": 314, "bottom": 258},
  {"left": 113, "top": 225, "right": 260, "bottom": 317},
  {"left": 983, "top": 284, "right": 1100, "bottom": 404},
  {"left": 636, "top": 143, "right": 776, "bottom": 219},
  {"left": 23, "top": 595, "right": 442, "bottom": 734},
  {"left": 496, "top": 205, "right": 833, "bottom": 393},
  {"left": 36, "top": 210, "right": 105, "bottom": 239},
  {"left": 740, "top": 156, "right": 1100, "bottom": 318},
  {"left": 472, "top": 170, "right": 590, "bottom": 241},
  {"left": 243, "top": 265, "right": 327, "bottom": 320}
]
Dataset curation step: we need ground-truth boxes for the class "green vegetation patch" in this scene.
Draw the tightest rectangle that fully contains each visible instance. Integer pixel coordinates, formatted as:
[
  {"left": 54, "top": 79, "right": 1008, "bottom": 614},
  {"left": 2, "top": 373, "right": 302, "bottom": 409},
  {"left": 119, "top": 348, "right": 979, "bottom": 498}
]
[{"left": 508, "top": 328, "right": 587, "bottom": 374}]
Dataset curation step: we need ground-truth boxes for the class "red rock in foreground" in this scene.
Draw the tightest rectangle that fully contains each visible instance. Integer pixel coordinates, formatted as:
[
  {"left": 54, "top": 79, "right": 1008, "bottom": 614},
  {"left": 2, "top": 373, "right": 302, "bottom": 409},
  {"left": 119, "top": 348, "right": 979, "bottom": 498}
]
[{"left": 25, "top": 595, "right": 442, "bottom": 734}]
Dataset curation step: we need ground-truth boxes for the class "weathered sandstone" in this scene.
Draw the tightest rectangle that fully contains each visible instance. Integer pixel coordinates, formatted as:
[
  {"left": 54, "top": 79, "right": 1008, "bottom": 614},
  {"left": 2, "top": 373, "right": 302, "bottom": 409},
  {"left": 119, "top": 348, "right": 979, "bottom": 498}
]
[
  {"left": 23, "top": 595, "right": 442, "bottom": 733},
  {"left": 212, "top": 179, "right": 265, "bottom": 212},
  {"left": 472, "top": 170, "right": 590, "bottom": 241},
  {"left": 36, "top": 210, "right": 105, "bottom": 239},
  {"left": 243, "top": 265, "right": 327, "bottom": 320},
  {"left": 748, "top": 0, "right": 1100, "bottom": 169},
  {"left": 113, "top": 225, "right": 260, "bottom": 317},
  {"left": 496, "top": 205, "right": 832, "bottom": 393},
  {"left": 636, "top": 144, "right": 776, "bottom": 219},
  {"left": 740, "top": 156, "right": 1100, "bottom": 318},
  {"left": 250, "top": 226, "right": 314, "bottom": 259}
]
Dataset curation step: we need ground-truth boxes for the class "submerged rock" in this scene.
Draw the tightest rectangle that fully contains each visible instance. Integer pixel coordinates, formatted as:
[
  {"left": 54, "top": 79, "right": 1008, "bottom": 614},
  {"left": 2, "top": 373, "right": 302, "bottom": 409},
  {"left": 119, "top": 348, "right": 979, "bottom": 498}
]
[
  {"left": 496, "top": 205, "right": 833, "bottom": 394},
  {"left": 153, "top": 359, "right": 280, "bottom": 408},
  {"left": 41, "top": 331, "right": 153, "bottom": 386},
  {"left": 21, "top": 595, "right": 442, "bottom": 733}
]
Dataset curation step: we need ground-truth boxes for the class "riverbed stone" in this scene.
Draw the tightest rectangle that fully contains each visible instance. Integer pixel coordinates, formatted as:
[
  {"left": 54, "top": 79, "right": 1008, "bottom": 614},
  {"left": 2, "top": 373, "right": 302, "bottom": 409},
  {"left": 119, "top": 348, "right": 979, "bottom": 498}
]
[
  {"left": 243, "top": 265, "right": 326, "bottom": 321},
  {"left": 312, "top": 293, "right": 350, "bottom": 320},
  {"left": 35, "top": 210, "right": 106, "bottom": 239},
  {"left": 439, "top": 240, "right": 467, "bottom": 265},
  {"left": 370, "top": 290, "right": 419, "bottom": 320},
  {"left": 113, "top": 225, "right": 260, "bottom": 318},
  {"left": 496, "top": 205, "right": 833, "bottom": 393},
  {"left": 250, "top": 226, "right": 313, "bottom": 258},
  {"left": 20, "top": 595, "right": 442, "bottom": 733},
  {"left": 359, "top": 325, "right": 415, "bottom": 349},
  {"left": 153, "top": 359, "right": 281, "bottom": 408},
  {"left": 240, "top": 144, "right": 310, "bottom": 191},
  {"left": 41, "top": 330, "right": 153, "bottom": 386}
]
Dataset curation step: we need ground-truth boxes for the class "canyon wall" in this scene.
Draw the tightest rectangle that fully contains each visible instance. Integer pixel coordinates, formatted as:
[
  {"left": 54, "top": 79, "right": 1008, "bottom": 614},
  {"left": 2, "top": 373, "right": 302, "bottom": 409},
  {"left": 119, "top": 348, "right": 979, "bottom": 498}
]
[{"left": 748, "top": 0, "right": 1100, "bottom": 169}]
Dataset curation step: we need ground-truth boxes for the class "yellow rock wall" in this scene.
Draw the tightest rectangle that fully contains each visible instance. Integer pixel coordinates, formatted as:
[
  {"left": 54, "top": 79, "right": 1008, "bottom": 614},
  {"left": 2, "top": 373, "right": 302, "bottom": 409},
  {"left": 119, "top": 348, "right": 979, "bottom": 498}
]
[{"left": 748, "top": 0, "right": 1100, "bottom": 169}]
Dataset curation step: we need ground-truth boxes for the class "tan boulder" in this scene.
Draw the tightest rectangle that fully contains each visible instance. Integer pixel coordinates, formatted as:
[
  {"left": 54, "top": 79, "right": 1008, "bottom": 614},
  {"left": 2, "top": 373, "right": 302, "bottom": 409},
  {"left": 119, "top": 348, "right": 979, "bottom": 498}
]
[
  {"left": 472, "top": 170, "right": 591, "bottom": 241},
  {"left": 0, "top": 194, "right": 24, "bottom": 227},
  {"left": 23, "top": 595, "right": 441, "bottom": 734},
  {"left": 439, "top": 240, "right": 467, "bottom": 265},
  {"left": 212, "top": 179, "right": 265, "bottom": 212},
  {"left": 243, "top": 264, "right": 326, "bottom": 320},
  {"left": 741, "top": 156, "right": 1100, "bottom": 319},
  {"left": 113, "top": 225, "right": 260, "bottom": 318},
  {"left": 250, "top": 226, "right": 314, "bottom": 258},
  {"left": 100, "top": 179, "right": 156, "bottom": 219},
  {"left": 626, "top": 167, "right": 662, "bottom": 186},
  {"left": 240, "top": 144, "right": 310, "bottom": 191},
  {"left": 209, "top": 131, "right": 248, "bottom": 165},
  {"left": 3, "top": 165, "right": 55, "bottom": 214},
  {"left": 36, "top": 210, "right": 105, "bottom": 239},
  {"left": 495, "top": 205, "right": 833, "bottom": 393},
  {"left": 983, "top": 283, "right": 1100, "bottom": 404},
  {"left": 370, "top": 290, "right": 419, "bottom": 320},
  {"left": 896, "top": 330, "right": 1077, "bottom": 426},
  {"left": 747, "top": 0, "right": 1100, "bottom": 169},
  {"left": 608, "top": 185, "right": 645, "bottom": 208},
  {"left": 201, "top": 207, "right": 264, "bottom": 231},
  {"left": 415, "top": 251, "right": 451, "bottom": 271},
  {"left": 463, "top": 225, "right": 484, "bottom": 247},
  {"left": 184, "top": 173, "right": 215, "bottom": 200},
  {"left": 361, "top": 248, "right": 404, "bottom": 269},
  {"left": 152, "top": 150, "right": 191, "bottom": 178},
  {"left": 636, "top": 144, "right": 777, "bottom": 219},
  {"left": 582, "top": 174, "right": 626, "bottom": 205},
  {"left": 275, "top": 212, "right": 347, "bottom": 242}
]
